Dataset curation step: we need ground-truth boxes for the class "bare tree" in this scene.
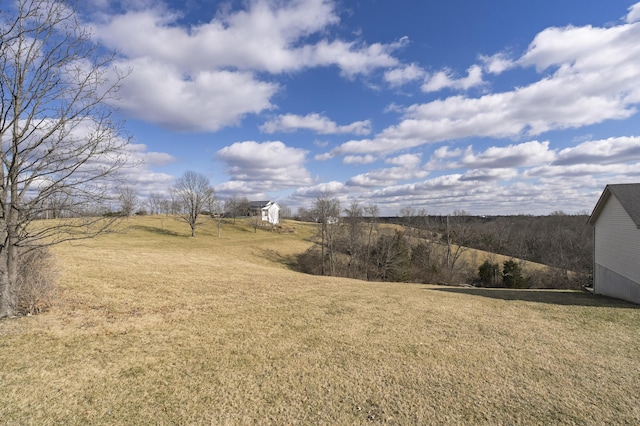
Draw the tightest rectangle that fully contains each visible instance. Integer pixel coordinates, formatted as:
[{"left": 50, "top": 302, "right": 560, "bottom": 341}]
[
  {"left": 443, "top": 210, "right": 473, "bottom": 284},
  {"left": 45, "top": 191, "right": 71, "bottom": 219},
  {"left": 278, "top": 203, "right": 292, "bottom": 220},
  {"left": 0, "top": 0, "right": 131, "bottom": 317},
  {"left": 364, "top": 204, "right": 379, "bottom": 280},
  {"left": 343, "top": 201, "right": 363, "bottom": 278},
  {"left": 146, "top": 192, "right": 168, "bottom": 215},
  {"left": 118, "top": 186, "right": 137, "bottom": 216},
  {"left": 172, "top": 171, "right": 214, "bottom": 237},
  {"left": 249, "top": 211, "right": 262, "bottom": 233},
  {"left": 312, "top": 193, "right": 340, "bottom": 275},
  {"left": 211, "top": 199, "right": 224, "bottom": 238},
  {"left": 224, "top": 195, "right": 250, "bottom": 224}
]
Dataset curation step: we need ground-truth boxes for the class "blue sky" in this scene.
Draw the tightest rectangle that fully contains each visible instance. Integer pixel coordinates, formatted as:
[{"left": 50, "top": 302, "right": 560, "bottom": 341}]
[{"left": 83, "top": 0, "right": 640, "bottom": 215}]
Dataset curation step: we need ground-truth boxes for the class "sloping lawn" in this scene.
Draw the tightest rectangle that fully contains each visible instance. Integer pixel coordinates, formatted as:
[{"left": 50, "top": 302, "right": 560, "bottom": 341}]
[{"left": 1, "top": 216, "right": 638, "bottom": 424}]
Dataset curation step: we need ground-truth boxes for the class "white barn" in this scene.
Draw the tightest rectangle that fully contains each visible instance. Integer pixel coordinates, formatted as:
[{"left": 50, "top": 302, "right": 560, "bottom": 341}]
[
  {"left": 249, "top": 201, "right": 280, "bottom": 225},
  {"left": 588, "top": 183, "right": 640, "bottom": 304}
]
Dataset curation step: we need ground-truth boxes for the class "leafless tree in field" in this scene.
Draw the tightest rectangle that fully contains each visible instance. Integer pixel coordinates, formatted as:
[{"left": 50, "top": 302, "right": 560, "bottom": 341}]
[
  {"left": 118, "top": 186, "right": 137, "bottom": 216},
  {"left": 225, "top": 195, "right": 250, "bottom": 224},
  {"left": 172, "top": 171, "right": 215, "bottom": 237},
  {"left": 249, "top": 211, "right": 262, "bottom": 233},
  {"left": 442, "top": 210, "right": 473, "bottom": 284},
  {"left": 343, "top": 201, "right": 363, "bottom": 278},
  {"left": 146, "top": 192, "right": 168, "bottom": 215},
  {"left": 313, "top": 193, "right": 340, "bottom": 275},
  {"left": 363, "top": 204, "right": 379, "bottom": 280},
  {"left": 0, "top": 0, "right": 131, "bottom": 317}
]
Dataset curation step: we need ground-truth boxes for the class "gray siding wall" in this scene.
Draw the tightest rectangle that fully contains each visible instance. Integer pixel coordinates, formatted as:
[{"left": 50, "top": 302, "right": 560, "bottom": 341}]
[
  {"left": 594, "top": 264, "right": 640, "bottom": 304},
  {"left": 594, "top": 195, "right": 640, "bottom": 302}
]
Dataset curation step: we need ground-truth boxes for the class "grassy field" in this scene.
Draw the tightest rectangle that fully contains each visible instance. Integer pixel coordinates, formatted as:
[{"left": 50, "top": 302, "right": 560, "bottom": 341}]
[{"left": 1, "top": 215, "right": 639, "bottom": 425}]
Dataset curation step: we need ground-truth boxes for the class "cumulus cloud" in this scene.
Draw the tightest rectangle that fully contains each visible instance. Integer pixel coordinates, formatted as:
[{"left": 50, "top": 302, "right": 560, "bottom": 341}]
[
  {"left": 347, "top": 167, "right": 428, "bottom": 188},
  {"left": 421, "top": 65, "right": 484, "bottom": 93},
  {"left": 110, "top": 58, "right": 277, "bottom": 132},
  {"left": 458, "top": 141, "right": 555, "bottom": 168},
  {"left": 325, "top": 15, "right": 640, "bottom": 158},
  {"left": 459, "top": 168, "right": 519, "bottom": 182},
  {"left": 343, "top": 155, "right": 377, "bottom": 165},
  {"left": 346, "top": 153, "right": 426, "bottom": 187},
  {"left": 119, "top": 143, "right": 177, "bottom": 195},
  {"left": 384, "top": 63, "right": 427, "bottom": 86},
  {"left": 385, "top": 153, "right": 422, "bottom": 168},
  {"left": 351, "top": 173, "right": 597, "bottom": 215},
  {"left": 526, "top": 163, "right": 640, "bottom": 180},
  {"left": 93, "top": 0, "right": 339, "bottom": 73},
  {"left": 480, "top": 53, "right": 515, "bottom": 74},
  {"left": 553, "top": 136, "right": 640, "bottom": 166},
  {"left": 431, "top": 146, "right": 463, "bottom": 160},
  {"left": 260, "top": 113, "right": 372, "bottom": 135},
  {"left": 626, "top": 2, "right": 640, "bottom": 24},
  {"left": 215, "top": 141, "right": 311, "bottom": 194},
  {"left": 91, "top": 0, "right": 406, "bottom": 131},
  {"left": 290, "top": 181, "right": 346, "bottom": 198},
  {"left": 126, "top": 143, "right": 176, "bottom": 166}
]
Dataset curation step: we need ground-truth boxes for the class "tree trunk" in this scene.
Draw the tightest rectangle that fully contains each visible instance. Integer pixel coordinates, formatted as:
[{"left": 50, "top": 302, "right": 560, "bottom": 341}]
[
  {"left": 321, "top": 222, "right": 326, "bottom": 275},
  {"left": 0, "top": 266, "right": 16, "bottom": 318},
  {"left": 0, "top": 224, "right": 18, "bottom": 318}
]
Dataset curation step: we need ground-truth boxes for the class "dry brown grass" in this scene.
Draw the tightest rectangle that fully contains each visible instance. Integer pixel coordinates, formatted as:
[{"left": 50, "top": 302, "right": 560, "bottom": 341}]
[{"left": 1, "top": 215, "right": 639, "bottom": 424}]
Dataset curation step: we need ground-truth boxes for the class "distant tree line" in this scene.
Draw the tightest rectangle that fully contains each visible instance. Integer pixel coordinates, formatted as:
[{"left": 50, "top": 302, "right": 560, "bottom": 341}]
[
  {"left": 297, "top": 197, "right": 592, "bottom": 289},
  {"left": 405, "top": 212, "right": 593, "bottom": 288},
  {"left": 296, "top": 197, "right": 480, "bottom": 286}
]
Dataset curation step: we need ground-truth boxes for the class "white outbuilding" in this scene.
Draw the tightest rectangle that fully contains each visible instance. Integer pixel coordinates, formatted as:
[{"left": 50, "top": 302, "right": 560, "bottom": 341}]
[
  {"left": 249, "top": 200, "right": 280, "bottom": 225},
  {"left": 588, "top": 183, "right": 640, "bottom": 304}
]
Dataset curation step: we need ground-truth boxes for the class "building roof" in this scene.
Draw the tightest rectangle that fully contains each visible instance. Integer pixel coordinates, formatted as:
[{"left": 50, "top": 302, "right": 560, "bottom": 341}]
[
  {"left": 588, "top": 183, "right": 640, "bottom": 227},
  {"left": 249, "top": 200, "right": 278, "bottom": 209}
]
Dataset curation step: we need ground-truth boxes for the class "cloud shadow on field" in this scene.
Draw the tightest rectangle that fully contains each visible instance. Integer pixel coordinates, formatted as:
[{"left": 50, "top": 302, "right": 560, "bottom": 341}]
[
  {"left": 426, "top": 287, "right": 639, "bottom": 308},
  {"left": 258, "top": 248, "right": 299, "bottom": 270},
  {"left": 129, "top": 225, "right": 184, "bottom": 237}
]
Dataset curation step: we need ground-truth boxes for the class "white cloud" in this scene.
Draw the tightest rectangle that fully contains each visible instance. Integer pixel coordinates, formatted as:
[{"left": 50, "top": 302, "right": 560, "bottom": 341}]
[
  {"left": 352, "top": 174, "right": 594, "bottom": 215},
  {"left": 458, "top": 141, "right": 556, "bottom": 169},
  {"left": 290, "top": 181, "right": 345, "bottom": 198},
  {"left": 346, "top": 153, "right": 426, "bottom": 187},
  {"left": 326, "top": 15, "right": 640, "bottom": 158},
  {"left": 110, "top": 57, "right": 277, "bottom": 132},
  {"left": 421, "top": 65, "right": 484, "bottom": 93},
  {"left": 480, "top": 53, "right": 515, "bottom": 74},
  {"left": 299, "top": 39, "right": 400, "bottom": 78},
  {"left": 126, "top": 143, "right": 176, "bottom": 166},
  {"left": 460, "top": 168, "right": 519, "bottom": 182},
  {"left": 215, "top": 141, "right": 311, "bottom": 194},
  {"left": 260, "top": 113, "right": 372, "bottom": 135},
  {"left": 343, "top": 155, "right": 377, "bottom": 165},
  {"left": 626, "top": 2, "right": 640, "bottom": 24},
  {"left": 117, "top": 143, "right": 177, "bottom": 196},
  {"left": 431, "top": 146, "right": 463, "bottom": 160},
  {"left": 553, "top": 136, "right": 640, "bottom": 166},
  {"left": 347, "top": 167, "right": 429, "bottom": 188},
  {"left": 94, "top": 0, "right": 339, "bottom": 74},
  {"left": 526, "top": 163, "right": 640, "bottom": 180},
  {"left": 90, "top": 0, "right": 408, "bottom": 132},
  {"left": 314, "top": 152, "right": 335, "bottom": 161},
  {"left": 385, "top": 153, "right": 422, "bottom": 168},
  {"left": 384, "top": 63, "right": 427, "bottom": 86}
]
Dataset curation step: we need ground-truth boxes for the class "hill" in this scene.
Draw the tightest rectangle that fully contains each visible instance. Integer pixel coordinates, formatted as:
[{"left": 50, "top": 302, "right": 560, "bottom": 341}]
[{"left": 1, "top": 215, "right": 638, "bottom": 424}]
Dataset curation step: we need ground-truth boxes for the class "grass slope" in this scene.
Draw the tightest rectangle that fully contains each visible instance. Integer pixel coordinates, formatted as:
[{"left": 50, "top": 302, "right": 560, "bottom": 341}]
[{"left": 1, "top": 216, "right": 639, "bottom": 424}]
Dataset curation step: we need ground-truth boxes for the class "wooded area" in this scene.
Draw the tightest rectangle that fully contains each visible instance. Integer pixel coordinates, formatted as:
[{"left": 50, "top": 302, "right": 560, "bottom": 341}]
[{"left": 297, "top": 197, "right": 592, "bottom": 289}]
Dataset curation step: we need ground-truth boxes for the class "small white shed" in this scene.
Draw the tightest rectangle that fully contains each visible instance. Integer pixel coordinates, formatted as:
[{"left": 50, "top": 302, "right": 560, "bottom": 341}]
[
  {"left": 249, "top": 200, "right": 280, "bottom": 225},
  {"left": 588, "top": 183, "right": 640, "bottom": 304}
]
